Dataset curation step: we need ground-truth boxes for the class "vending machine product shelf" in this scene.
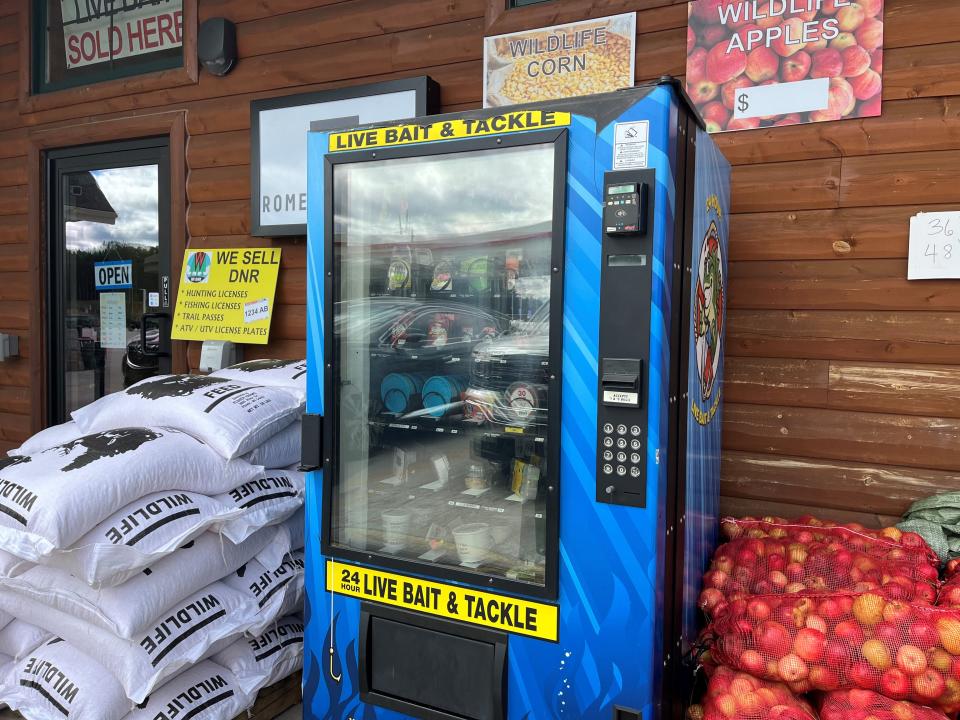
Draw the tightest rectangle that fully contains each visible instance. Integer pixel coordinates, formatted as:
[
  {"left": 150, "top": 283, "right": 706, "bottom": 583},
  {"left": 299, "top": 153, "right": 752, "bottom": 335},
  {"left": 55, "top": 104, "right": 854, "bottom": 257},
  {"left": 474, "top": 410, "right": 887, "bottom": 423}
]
[{"left": 301, "top": 80, "right": 731, "bottom": 720}]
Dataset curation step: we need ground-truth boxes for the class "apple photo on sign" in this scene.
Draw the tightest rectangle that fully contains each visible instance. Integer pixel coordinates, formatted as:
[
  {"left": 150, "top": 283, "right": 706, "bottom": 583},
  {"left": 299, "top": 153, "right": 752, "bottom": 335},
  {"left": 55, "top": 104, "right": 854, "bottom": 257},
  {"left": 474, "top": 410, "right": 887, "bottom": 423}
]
[{"left": 686, "top": 0, "right": 883, "bottom": 132}]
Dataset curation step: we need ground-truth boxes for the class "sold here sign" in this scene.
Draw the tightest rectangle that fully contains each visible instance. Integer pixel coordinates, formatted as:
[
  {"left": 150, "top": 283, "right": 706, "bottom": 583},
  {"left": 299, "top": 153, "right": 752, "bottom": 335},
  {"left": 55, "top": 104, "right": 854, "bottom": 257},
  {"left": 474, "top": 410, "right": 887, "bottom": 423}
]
[
  {"left": 686, "top": 0, "right": 884, "bottom": 132},
  {"left": 61, "top": 0, "right": 183, "bottom": 69}
]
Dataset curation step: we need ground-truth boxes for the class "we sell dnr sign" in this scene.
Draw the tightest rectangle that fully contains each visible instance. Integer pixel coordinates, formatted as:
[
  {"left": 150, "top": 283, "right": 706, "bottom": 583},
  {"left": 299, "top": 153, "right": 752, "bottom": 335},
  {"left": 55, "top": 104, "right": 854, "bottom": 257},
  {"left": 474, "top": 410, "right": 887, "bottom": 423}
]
[{"left": 62, "top": 0, "right": 183, "bottom": 69}]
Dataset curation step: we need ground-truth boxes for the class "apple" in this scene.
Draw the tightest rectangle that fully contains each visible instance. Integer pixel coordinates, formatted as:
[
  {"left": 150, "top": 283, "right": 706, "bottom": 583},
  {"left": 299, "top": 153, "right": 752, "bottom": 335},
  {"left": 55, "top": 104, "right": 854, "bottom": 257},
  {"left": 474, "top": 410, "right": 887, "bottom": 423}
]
[
  {"left": 890, "top": 701, "right": 916, "bottom": 720},
  {"left": 862, "top": 639, "right": 893, "bottom": 671},
  {"left": 883, "top": 600, "right": 914, "bottom": 624},
  {"left": 757, "top": 620, "right": 793, "bottom": 658},
  {"left": 908, "top": 621, "right": 939, "bottom": 650},
  {"left": 794, "top": 627, "right": 826, "bottom": 662},
  {"left": 714, "top": 693, "right": 738, "bottom": 718},
  {"left": 854, "top": 593, "right": 887, "bottom": 626},
  {"left": 858, "top": 0, "right": 884, "bottom": 17},
  {"left": 740, "top": 649, "right": 766, "bottom": 676},
  {"left": 755, "top": 687, "right": 779, "bottom": 707},
  {"left": 726, "top": 118, "right": 761, "bottom": 132},
  {"left": 777, "top": 654, "right": 809, "bottom": 683},
  {"left": 927, "top": 648, "right": 952, "bottom": 673},
  {"left": 707, "top": 41, "right": 748, "bottom": 86},
  {"left": 805, "top": 614, "right": 827, "bottom": 634},
  {"left": 810, "top": 665, "right": 842, "bottom": 691},
  {"left": 876, "top": 622, "right": 902, "bottom": 646},
  {"left": 826, "top": 640, "right": 853, "bottom": 667},
  {"left": 819, "top": 597, "right": 844, "bottom": 620},
  {"left": 828, "top": 77, "right": 858, "bottom": 117},
  {"left": 831, "top": 32, "right": 858, "bottom": 50},
  {"left": 912, "top": 668, "right": 946, "bottom": 701},
  {"left": 914, "top": 582, "right": 937, "bottom": 604},
  {"left": 881, "top": 668, "right": 912, "bottom": 700},
  {"left": 850, "top": 69, "right": 882, "bottom": 101},
  {"left": 936, "top": 618, "right": 960, "bottom": 654},
  {"left": 745, "top": 46, "right": 779, "bottom": 83},
  {"left": 850, "top": 660, "right": 879, "bottom": 689},
  {"left": 787, "top": 543, "right": 808, "bottom": 564},
  {"left": 746, "top": 597, "right": 772, "bottom": 621},
  {"left": 768, "top": 553, "right": 787, "bottom": 572},
  {"left": 730, "top": 676, "right": 756, "bottom": 697},
  {"left": 690, "top": 0, "right": 729, "bottom": 23},
  {"left": 842, "top": 45, "right": 872, "bottom": 77},
  {"left": 699, "top": 588, "right": 725, "bottom": 613},
  {"left": 947, "top": 559, "right": 960, "bottom": 577},
  {"left": 701, "top": 24, "right": 731, "bottom": 49},
  {"left": 837, "top": 3, "right": 867, "bottom": 32},
  {"left": 690, "top": 80, "right": 721, "bottom": 104},
  {"left": 771, "top": 18, "right": 808, "bottom": 57},
  {"left": 702, "top": 101, "right": 731, "bottom": 129},
  {"left": 781, "top": 51, "right": 813, "bottom": 83},
  {"left": 722, "top": 77, "right": 754, "bottom": 110},
  {"left": 688, "top": 47, "right": 709, "bottom": 85},
  {"left": 847, "top": 689, "right": 880, "bottom": 710},
  {"left": 812, "top": 48, "right": 844, "bottom": 79},
  {"left": 856, "top": 17, "right": 884, "bottom": 52},
  {"left": 836, "top": 619, "right": 866, "bottom": 644},
  {"left": 897, "top": 645, "right": 928, "bottom": 677},
  {"left": 806, "top": 34, "right": 829, "bottom": 53}
]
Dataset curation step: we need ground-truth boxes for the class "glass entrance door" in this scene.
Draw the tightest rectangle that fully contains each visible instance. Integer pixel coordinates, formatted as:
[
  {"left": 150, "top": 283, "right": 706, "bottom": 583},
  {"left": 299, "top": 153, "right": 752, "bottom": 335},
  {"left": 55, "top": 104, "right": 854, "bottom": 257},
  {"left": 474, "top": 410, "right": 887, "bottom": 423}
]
[
  {"left": 48, "top": 139, "right": 172, "bottom": 423},
  {"left": 326, "top": 131, "right": 566, "bottom": 598}
]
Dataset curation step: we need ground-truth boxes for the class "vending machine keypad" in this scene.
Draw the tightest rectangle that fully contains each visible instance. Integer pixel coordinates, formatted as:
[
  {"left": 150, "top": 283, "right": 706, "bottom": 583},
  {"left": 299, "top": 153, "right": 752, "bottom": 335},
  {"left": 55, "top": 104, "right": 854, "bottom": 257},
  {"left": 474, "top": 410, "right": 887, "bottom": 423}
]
[{"left": 596, "top": 170, "right": 656, "bottom": 508}]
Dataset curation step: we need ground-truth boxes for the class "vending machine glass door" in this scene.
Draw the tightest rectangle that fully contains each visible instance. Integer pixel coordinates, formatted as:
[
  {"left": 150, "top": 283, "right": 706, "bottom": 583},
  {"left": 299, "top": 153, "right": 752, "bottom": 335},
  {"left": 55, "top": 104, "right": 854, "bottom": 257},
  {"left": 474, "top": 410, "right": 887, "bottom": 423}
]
[{"left": 327, "top": 132, "right": 565, "bottom": 597}]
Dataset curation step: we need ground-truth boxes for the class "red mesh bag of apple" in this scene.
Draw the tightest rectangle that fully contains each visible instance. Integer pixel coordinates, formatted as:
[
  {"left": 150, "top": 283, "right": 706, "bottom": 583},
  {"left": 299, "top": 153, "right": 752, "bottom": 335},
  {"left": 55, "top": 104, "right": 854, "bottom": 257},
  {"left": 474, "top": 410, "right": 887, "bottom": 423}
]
[
  {"left": 938, "top": 560, "right": 960, "bottom": 610},
  {"left": 818, "top": 690, "right": 952, "bottom": 720},
  {"left": 701, "top": 665, "right": 817, "bottom": 720},
  {"left": 721, "top": 517, "right": 938, "bottom": 566},
  {"left": 699, "top": 536, "right": 939, "bottom": 618},
  {"left": 709, "top": 592, "right": 960, "bottom": 709}
]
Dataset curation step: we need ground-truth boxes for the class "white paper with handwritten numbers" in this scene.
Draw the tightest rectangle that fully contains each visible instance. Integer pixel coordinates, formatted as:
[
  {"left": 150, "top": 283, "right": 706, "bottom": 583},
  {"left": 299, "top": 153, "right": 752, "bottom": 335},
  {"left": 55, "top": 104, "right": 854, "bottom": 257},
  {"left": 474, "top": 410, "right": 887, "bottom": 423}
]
[{"left": 909, "top": 212, "right": 960, "bottom": 280}]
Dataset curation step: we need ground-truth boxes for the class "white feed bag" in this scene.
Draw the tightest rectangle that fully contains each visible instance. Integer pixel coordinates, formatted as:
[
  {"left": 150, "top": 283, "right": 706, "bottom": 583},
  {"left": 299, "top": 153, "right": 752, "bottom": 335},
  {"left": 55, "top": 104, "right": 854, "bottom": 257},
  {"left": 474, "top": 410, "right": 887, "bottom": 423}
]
[
  {"left": 6, "top": 420, "right": 82, "bottom": 457},
  {"left": 223, "top": 551, "right": 304, "bottom": 636},
  {"left": 123, "top": 660, "right": 251, "bottom": 720},
  {"left": 72, "top": 374, "right": 303, "bottom": 459},
  {"left": 1, "top": 637, "right": 132, "bottom": 720},
  {"left": 255, "top": 507, "right": 305, "bottom": 570},
  {"left": 0, "top": 619, "right": 52, "bottom": 660},
  {"left": 242, "top": 418, "right": 302, "bottom": 469},
  {"left": 0, "top": 427, "right": 261, "bottom": 561},
  {"left": 215, "top": 469, "right": 305, "bottom": 545},
  {"left": 212, "top": 359, "right": 307, "bottom": 403},
  {"left": 212, "top": 615, "right": 304, "bottom": 696},
  {"left": 4, "top": 527, "right": 272, "bottom": 639},
  {"left": 37, "top": 490, "right": 245, "bottom": 587},
  {"left": 0, "top": 581, "right": 259, "bottom": 703}
]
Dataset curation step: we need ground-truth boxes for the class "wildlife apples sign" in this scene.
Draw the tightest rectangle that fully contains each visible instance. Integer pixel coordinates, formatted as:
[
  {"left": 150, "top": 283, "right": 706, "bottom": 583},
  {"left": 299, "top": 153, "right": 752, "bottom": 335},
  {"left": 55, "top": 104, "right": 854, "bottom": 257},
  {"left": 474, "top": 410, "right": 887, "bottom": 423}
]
[{"left": 686, "top": 0, "right": 884, "bottom": 132}]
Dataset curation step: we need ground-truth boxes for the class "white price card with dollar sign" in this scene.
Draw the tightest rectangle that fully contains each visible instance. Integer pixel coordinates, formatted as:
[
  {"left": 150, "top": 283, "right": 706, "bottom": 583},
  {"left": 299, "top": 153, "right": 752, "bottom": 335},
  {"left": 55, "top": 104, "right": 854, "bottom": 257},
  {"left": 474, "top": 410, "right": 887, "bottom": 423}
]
[{"left": 908, "top": 212, "right": 960, "bottom": 280}]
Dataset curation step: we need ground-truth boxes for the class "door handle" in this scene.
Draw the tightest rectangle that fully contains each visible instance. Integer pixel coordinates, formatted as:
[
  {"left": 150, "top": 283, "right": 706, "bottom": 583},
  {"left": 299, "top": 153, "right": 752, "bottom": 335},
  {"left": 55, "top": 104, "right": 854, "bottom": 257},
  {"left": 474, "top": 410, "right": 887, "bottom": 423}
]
[{"left": 141, "top": 312, "right": 171, "bottom": 358}]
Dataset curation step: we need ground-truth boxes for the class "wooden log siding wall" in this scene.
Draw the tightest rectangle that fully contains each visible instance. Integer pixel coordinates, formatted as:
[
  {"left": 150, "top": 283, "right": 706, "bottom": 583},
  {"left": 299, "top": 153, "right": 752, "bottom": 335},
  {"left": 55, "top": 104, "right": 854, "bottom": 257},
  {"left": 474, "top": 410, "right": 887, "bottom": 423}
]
[{"left": 0, "top": 0, "right": 957, "bottom": 526}]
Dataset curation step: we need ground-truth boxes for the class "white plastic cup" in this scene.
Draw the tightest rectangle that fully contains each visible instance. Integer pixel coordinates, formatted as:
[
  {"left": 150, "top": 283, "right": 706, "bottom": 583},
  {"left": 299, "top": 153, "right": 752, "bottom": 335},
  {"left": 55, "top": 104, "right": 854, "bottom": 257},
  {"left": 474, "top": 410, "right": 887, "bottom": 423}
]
[
  {"left": 453, "top": 523, "right": 492, "bottom": 564},
  {"left": 382, "top": 509, "right": 412, "bottom": 549}
]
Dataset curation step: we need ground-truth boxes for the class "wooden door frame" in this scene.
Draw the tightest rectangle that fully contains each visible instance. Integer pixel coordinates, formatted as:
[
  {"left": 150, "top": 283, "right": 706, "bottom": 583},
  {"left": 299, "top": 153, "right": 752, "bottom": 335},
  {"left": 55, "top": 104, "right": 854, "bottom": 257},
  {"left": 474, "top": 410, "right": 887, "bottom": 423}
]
[{"left": 27, "top": 111, "right": 188, "bottom": 433}]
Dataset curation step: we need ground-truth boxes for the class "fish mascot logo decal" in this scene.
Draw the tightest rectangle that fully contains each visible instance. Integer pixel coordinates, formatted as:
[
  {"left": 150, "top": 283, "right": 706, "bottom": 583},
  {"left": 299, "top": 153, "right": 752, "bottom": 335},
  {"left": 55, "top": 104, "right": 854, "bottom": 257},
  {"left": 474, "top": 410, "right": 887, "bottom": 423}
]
[
  {"left": 185, "top": 251, "right": 212, "bottom": 283},
  {"left": 692, "top": 195, "right": 725, "bottom": 426}
]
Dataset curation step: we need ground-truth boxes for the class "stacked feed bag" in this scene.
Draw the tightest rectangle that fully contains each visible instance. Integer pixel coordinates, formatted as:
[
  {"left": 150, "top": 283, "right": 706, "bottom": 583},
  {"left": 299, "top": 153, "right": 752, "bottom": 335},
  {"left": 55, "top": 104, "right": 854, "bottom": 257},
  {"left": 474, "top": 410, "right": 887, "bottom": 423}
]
[{"left": 0, "top": 361, "right": 308, "bottom": 718}]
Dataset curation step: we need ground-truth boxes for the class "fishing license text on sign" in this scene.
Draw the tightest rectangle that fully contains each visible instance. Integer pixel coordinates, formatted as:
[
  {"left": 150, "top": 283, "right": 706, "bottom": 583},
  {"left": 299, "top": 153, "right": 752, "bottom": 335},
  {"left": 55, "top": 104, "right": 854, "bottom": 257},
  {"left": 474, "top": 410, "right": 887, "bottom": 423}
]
[
  {"left": 171, "top": 248, "right": 281, "bottom": 345},
  {"left": 326, "top": 560, "right": 559, "bottom": 641},
  {"left": 328, "top": 110, "right": 570, "bottom": 152}
]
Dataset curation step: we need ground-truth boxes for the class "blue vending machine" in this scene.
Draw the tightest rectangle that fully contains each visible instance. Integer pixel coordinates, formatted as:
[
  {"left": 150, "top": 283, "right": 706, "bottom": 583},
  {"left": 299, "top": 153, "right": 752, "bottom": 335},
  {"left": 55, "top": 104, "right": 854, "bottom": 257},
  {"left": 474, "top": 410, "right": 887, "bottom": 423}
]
[{"left": 300, "top": 80, "right": 730, "bottom": 720}]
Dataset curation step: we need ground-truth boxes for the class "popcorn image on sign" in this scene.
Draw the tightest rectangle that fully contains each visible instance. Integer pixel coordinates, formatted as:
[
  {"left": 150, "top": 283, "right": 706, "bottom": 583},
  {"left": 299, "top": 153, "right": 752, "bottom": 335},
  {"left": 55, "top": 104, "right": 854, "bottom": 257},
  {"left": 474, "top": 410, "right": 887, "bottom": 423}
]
[
  {"left": 687, "top": 0, "right": 884, "bottom": 132},
  {"left": 483, "top": 13, "right": 636, "bottom": 108}
]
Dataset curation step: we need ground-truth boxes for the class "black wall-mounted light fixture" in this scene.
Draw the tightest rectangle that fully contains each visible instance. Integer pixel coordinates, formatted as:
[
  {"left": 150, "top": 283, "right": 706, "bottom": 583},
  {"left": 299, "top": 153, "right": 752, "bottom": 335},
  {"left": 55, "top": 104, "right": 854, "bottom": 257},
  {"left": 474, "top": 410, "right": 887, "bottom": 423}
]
[{"left": 198, "top": 18, "right": 237, "bottom": 77}]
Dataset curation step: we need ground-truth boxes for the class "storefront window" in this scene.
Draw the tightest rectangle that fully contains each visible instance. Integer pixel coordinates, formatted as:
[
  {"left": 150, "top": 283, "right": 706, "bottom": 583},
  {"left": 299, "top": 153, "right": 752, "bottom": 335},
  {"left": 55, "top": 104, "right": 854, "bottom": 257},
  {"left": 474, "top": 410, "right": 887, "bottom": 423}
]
[{"left": 33, "top": 0, "right": 184, "bottom": 94}]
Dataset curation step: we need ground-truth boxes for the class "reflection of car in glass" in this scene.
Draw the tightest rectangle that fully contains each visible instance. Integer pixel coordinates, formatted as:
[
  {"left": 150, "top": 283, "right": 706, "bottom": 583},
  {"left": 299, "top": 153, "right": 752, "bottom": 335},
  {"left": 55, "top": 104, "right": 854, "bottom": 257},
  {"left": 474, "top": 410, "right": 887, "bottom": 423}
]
[
  {"left": 465, "top": 304, "right": 550, "bottom": 428},
  {"left": 335, "top": 297, "right": 509, "bottom": 356}
]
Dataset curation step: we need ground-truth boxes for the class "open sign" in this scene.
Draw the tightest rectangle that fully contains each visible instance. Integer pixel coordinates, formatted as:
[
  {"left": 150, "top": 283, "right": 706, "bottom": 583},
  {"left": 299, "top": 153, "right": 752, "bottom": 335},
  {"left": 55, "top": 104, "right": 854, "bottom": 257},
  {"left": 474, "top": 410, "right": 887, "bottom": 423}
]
[{"left": 94, "top": 260, "right": 133, "bottom": 290}]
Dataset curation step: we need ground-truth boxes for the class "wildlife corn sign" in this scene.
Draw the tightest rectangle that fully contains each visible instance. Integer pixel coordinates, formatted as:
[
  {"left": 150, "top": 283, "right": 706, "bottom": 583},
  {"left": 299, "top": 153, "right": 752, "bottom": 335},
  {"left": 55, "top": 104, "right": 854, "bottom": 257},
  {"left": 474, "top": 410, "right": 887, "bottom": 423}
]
[
  {"left": 171, "top": 249, "right": 281, "bottom": 344},
  {"left": 687, "top": 0, "right": 884, "bottom": 132},
  {"left": 483, "top": 13, "right": 636, "bottom": 108}
]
